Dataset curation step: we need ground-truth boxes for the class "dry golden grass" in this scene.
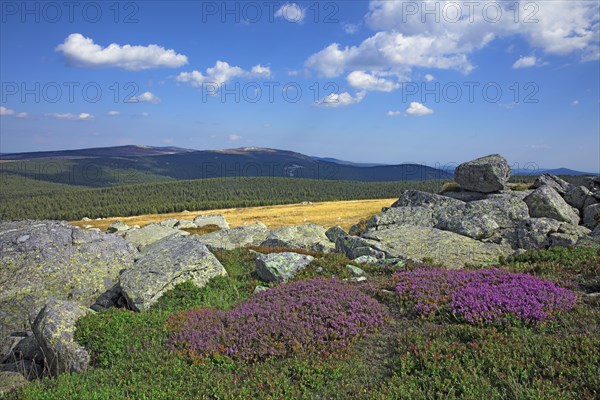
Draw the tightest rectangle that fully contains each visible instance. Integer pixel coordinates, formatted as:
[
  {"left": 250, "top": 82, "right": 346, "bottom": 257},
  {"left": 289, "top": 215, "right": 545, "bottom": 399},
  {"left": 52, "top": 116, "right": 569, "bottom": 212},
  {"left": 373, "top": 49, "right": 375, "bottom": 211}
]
[{"left": 69, "top": 199, "right": 397, "bottom": 231}]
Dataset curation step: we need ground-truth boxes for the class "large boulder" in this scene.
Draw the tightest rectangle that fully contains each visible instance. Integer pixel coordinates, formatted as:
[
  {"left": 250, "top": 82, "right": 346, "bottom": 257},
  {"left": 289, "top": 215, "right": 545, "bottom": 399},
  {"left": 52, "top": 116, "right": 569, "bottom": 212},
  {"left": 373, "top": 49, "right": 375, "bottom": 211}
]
[
  {"left": 564, "top": 186, "right": 597, "bottom": 211},
  {"left": 119, "top": 235, "right": 227, "bottom": 312},
  {"left": 106, "top": 221, "right": 129, "bottom": 233},
  {"left": 462, "top": 194, "right": 530, "bottom": 229},
  {"left": 0, "top": 371, "right": 28, "bottom": 395},
  {"left": 366, "top": 206, "right": 434, "bottom": 230},
  {"left": 325, "top": 225, "right": 347, "bottom": 243},
  {"left": 255, "top": 252, "right": 314, "bottom": 282},
  {"left": 0, "top": 221, "right": 136, "bottom": 359},
  {"left": 583, "top": 203, "right": 600, "bottom": 229},
  {"left": 515, "top": 218, "right": 562, "bottom": 250},
  {"left": 361, "top": 226, "right": 511, "bottom": 269},
  {"left": 158, "top": 218, "right": 179, "bottom": 228},
  {"left": 335, "top": 236, "right": 386, "bottom": 260},
  {"left": 533, "top": 174, "right": 573, "bottom": 195},
  {"left": 261, "top": 224, "right": 334, "bottom": 253},
  {"left": 524, "top": 186, "right": 581, "bottom": 225},
  {"left": 454, "top": 154, "right": 511, "bottom": 193},
  {"left": 124, "top": 224, "right": 187, "bottom": 251},
  {"left": 193, "top": 215, "right": 230, "bottom": 230},
  {"left": 584, "top": 176, "right": 600, "bottom": 192},
  {"left": 174, "top": 220, "right": 197, "bottom": 229},
  {"left": 390, "top": 191, "right": 466, "bottom": 228},
  {"left": 193, "top": 222, "right": 269, "bottom": 250},
  {"left": 444, "top": 214, "right": 499, "bottom": 240},
  {"left": 32, "top": 299, "right": 93, "bottom": 376}
]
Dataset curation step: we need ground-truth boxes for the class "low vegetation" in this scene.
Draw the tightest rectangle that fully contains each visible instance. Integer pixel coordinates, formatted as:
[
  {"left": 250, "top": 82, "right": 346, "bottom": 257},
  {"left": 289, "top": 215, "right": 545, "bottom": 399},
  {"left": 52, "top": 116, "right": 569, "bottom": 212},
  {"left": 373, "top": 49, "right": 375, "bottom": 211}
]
[{"left": 12, "top": 247, "right": 599, "bottom": 399}]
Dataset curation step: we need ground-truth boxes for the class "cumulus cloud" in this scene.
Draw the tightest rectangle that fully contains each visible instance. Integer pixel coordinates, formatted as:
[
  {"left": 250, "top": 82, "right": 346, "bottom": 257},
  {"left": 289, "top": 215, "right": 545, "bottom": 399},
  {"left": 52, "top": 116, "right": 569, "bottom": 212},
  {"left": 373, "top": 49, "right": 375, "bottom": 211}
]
[
  {"left": 274, "top": 3, "right": 305, "bottom": 23},
  {"left": 347, "top": 70, "right": 400, "bottom": 92},
  {"left": 107, "top": 111, "right": 120, "bottom": 116},
  {"left": 387, "top": 110, "right": 401, "bottom": 117},
  {"left": 572, "top": 100, "right": 580, "bottom": 106},
  {"left": 55, "top": 33, "right": 188, "bottom": 71},
  {"left": 126, "top": 91, "right": 161, "bottom": 104},
  {"left": 424, "top": 74, "right": 435, "bottom": 81},
  {"left": 405, "top": 102, "right": 433, "bottom": 116},
  {"left": 306, "top": 1, "right": 599, "bottom": 78},
  {"left": 228, "top": 134, "right": 242, "bottom": 142},
  {"left": 320, "top": 91, "right": 366, "bottom": 108},
  {"left": 0, "top": 106, "right": 15, "bottom": 116},
  {"left": 512, "top": 55, "right": 539, "bottom": 69},
  {"left": 177, "top": 61, "right": 271, "bottom": 87},
  {"left": 344, "top": 23, "right": 359, "bottom": 34},
  {"left": 45, "top": 112, "right": 95, "bottom": 120}
]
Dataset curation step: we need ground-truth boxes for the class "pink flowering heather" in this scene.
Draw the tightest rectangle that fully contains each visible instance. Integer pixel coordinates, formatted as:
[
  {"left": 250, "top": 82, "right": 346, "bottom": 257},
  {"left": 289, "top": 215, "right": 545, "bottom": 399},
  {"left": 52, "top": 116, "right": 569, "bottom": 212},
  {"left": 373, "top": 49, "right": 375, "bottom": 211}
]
[
  {"left": 168, "top": 278, "right": 388, "bottom": 362},
  {"left": 395, "top": 268, "right": 577, "bottom": 325}
]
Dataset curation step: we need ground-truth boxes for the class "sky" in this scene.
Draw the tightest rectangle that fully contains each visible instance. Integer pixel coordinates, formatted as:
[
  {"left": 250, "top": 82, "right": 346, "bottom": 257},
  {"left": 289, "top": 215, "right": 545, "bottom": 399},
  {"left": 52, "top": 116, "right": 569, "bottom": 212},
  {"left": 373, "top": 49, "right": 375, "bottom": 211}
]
[{"left": 1, "top": 0, "right": 599, "bottom": 173}]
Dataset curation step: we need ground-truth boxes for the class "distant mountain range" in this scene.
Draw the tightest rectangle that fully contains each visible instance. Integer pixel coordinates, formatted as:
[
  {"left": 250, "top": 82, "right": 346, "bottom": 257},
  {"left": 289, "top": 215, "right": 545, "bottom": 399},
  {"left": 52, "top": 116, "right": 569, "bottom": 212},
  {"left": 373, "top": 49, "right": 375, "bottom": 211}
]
[{"left": 0, "top": 145, "right": 451, "bottom": 186}]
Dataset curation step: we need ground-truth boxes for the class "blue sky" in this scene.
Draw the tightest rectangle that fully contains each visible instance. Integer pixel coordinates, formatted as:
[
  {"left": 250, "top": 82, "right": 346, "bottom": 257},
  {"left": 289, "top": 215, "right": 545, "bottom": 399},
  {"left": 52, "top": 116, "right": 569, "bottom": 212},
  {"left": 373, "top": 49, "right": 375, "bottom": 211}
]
[{"left": 1, "top": 0, "right": 599, "bottom": 172}]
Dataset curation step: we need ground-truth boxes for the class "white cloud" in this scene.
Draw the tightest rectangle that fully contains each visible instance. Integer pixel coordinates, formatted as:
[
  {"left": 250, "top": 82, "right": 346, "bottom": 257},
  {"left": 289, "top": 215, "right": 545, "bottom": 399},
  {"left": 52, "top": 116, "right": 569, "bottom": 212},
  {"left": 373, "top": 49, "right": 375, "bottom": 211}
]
[
  {"left": 320, "top": 91, "right": 366, "bottom": 108},
  {"left": 347, "top": 70, "right": 400, "bottom": 92},
  {"left": 45, "top": 112, "right": 95, "bottom": 120},
  {"left": 344, "top": 23, "right": 359, "bottom": 34},
  {"left": 572, "top": 100, "right": 580, "bottom": 106},
  {"left": 139, "top": 112, "right": 150, "bottom": 117},
  {"left": 424, "top": 74, "right": 435, "bottom": 82},
  {"left": 274, "top": 3, "right": 305, "bottom": 23},
  {"left": 306, "top": 1, "right": 599, "bottom": 78},
  {"left": 127, "top": 91, "right": 161, "bottom": 104},
  {"left": 387, "top": 110, "right": 401, "bottom": 117},
  {"left": 107, "top": 111, "right": 120, "bottom": 116},
  {"left": 177, "top": 61, "right": 271, "bottom": 87},
  {"left": 16, "top": 112, "right": 27, "bottom": 118},
  {"left": 0, "top": 106, "right": 15, "bottom": 116},
  {"left": 406, "top": 102, "right": 433, "bottom": 116},
  {"left": 228, "top": 134, "right": 242, "bottom": 142},
  {"left": 55, "top": 33, "right": 188, "bottom": 71},
  {"left": 512, "top": 55, "right": 539, "bottom": 69}
]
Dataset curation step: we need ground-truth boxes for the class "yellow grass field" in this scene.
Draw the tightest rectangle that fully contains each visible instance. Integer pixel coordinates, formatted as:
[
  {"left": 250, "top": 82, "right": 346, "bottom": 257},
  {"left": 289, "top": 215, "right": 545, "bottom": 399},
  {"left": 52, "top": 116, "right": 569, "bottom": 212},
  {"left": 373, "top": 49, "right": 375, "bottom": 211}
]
[{"left": 69, "top": 198, "right": 397, "bottom": 231}]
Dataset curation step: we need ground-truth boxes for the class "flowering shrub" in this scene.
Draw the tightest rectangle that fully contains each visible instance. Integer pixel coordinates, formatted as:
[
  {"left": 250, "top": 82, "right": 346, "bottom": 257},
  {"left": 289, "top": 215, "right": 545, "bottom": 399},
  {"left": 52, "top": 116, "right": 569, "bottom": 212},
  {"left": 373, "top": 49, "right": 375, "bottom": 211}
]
[
  {"left": 395, "top": 267, "right": 577, "bottom": 325},
  {"left": 167, "top": 278, "right": 388, "bottom": 362}
]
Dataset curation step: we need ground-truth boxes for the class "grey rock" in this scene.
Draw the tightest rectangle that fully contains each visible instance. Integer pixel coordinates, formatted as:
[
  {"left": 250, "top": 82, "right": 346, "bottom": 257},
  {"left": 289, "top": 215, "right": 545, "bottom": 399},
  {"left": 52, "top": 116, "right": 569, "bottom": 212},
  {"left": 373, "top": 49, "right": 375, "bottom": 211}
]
[
  {"left": 124, "top": 224, "right": 187, "bottom": 251},
  {"left": 81, "top": 217, "right": 91, "bottom": 222},
  {"left": 583, "top": 176, "right": 600, "bottom": 192},
  {"left": 106, "top": 221, "right": 129, "bottom": 233},
  {"left": 442, "top": 191, "right": 488, "bottom": 202},
  {"left": 548, "top": 233, "right": 578, "bottom": 248},
  {"left": 352, "top": 255, "right": 380, "bottom": 264},
  {"left": 362, "top": 226, "right": 511, "bottom": 269},
  {"left": 391, "top": 190, "right": 465, "bottom": 209},
  {"left": 336, "top": 236, "right": 385, "bottom": 260},
  {"left": 325, "top": 225, "right": 347, "bottom": 243},
  {"left": 90, "top": 285, "right": 127, "bottom": 312},
  {"left": 346, "top": 265, "right": 365, "bottom": 276},
  {"left": 193, "top": 215, "right": 230, "bottom": 230},
  {"left": 0, "top": 371, "right": 28, "bottom": 395},
  {"left": 32, "top": 299, "right": 92, "bottom": 376},
  {"left": 0, "top": 360, "right": 43, "bottom": 380},
  {"left": 533, "top": 174, "right": 573, "bottom": 195},
  {"left": 516, "top": 218, "right": 561, "bottom": 250},
  {"left": 583, "top": 203, "right": 600, "bottom": 229},
  {"left": 564, "top": 186, "right": 597, "bottom": 211},
  {"left": 347, "top": 276, "right": 367, "bottom": 282},
  {"left": 174, "top": 220, "right": 197, "bottom": 229},
  {"left": 348, "top": 223, "right": 364, "bottom": 236},
  {"left": 0, "top": 220, "right": 136, "bottom": 360},
  {"left": 464, "top": 194, "right": 530, "bottom": 229},
  {"left": 253, "top": 286, "right": 269, "bottom": 294},
  {"left": 445, "top": 213, "right": 499, "bottom": 240},
  {"left": 261, "top": 224, "right": 334, "bottom": 253},
  {"left": 255, "top": 252, "right": 314, "bottom": 283},
  {"left": 524, "top": 186, "right": 580, "bottom": 225},
  {"left": 193, "top": 222, "right": 269, "bottom": 250},
  {"left": 366, "top": 206, "right": 434, "bottom": 230},
  {"left": 158, "top": 218, "right": 179, "bottom": 228},
  {"left": 454, "top": 154, "right": 511, "bottom": 193},
  {"left": 120, "top": 235, "right": 227, "bottom": 312},
  {"left": 6, "top": 335, "right": 44, "bottom": 365}
]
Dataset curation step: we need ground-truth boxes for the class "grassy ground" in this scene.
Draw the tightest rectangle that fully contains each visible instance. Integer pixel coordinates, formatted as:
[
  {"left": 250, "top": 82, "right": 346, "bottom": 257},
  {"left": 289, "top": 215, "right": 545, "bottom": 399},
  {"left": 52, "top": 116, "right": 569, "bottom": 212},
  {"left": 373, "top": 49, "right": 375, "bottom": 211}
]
[
  {"left": 69, "top": 198, "right": 396, "bottom": 231},
  {"left": 9, "top": 247, "right": 599, "bottom": 400}
]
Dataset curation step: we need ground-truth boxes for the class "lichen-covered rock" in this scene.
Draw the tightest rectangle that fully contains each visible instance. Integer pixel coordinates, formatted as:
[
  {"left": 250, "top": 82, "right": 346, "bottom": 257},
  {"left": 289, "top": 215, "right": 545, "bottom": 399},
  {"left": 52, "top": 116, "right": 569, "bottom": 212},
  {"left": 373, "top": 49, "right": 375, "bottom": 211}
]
[
  {"left": 564, "top": 186, "right": 597, "bottom": 211},
  {"left": 362, "top": 226, "right": 511, "bottom": 269},
  {"left": 255, "top": 252, "right": 314, "bottom": 282},
  {"left": 445, "top": 213, "right": 499, "bottom": 240},
  {"left": 584, "top": 176, "right": 600, "bottom": 192},
  {"left": 261, "top": 224, "right": 334, "bottom": 253},
  {"left": 158, "top": 218, "right": 179, "bottom": 228},
  {"left": 441, "top": 191, "right": 488, "bottom": 202},
  {"left": 516, "top": 218, "right": 561, "bottom": 250},
  {"left": 346, "top": 265, "right": 365, "bottom": 276},
  {"left": 583, "top": 203, "right": 600, "bottom": 229},
  {"left": 454, "top": 154, "right": 511, "bottom": 193},
  {"left": 174, "top": 220, "right": 196, "bottom": 229},
  {"left": 524, "top": 186, "right": 580, "bottom": 225},
  {"left": 335, "top": 236, "right": 385, "bottom": 260},
  {"left": 325, "top": 225, "right": 347, "bottom": 243},
  {"left": 124, "top": 224, "right": 187, "bottom": 251},
  {"left": 0, "top": 220, "right": 136, "bottom": 360},
  {"left": 366, "top": 206, "right": 434, "bottom": 230},
  {"left": 0, "top": 371, "right": 27, "bottom": 395},
  {"left": 463, "top": 194, "right": 530, "bottom": 229},
  {"left": 193, "top": 214, "right": 230, "bottom": 230},
  {"left": 193, "top": 222, "right": 269, "bottom": 250},
  {"left": 106, "top": 221, "right": 129, "bottom": 233},
  {"left": 120, "top": 235, "right": 227, "bottom": 312},
  {"left": 533, "top": 174, "right": 573, "bottom": 195},
  {"left": 391, "top": 190, "right": 465, "bottom": 210},
  {"left": 32, "top": 299, "right": 93, "bottom": 375},
  {"left": 352, "top": 255, "right": 380, "bottom": 264}
]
